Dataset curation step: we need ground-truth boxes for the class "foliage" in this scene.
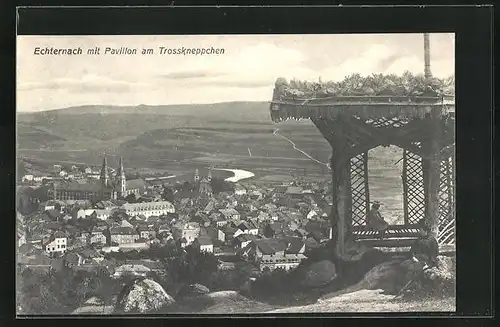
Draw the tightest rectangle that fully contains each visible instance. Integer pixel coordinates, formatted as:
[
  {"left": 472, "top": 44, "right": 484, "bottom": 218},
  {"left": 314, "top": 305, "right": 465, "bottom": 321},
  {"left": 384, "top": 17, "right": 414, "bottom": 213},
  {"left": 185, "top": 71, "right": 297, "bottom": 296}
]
[
  {"left": 281, "top": 72, "right": 455, "bottom": 98},
  {"left": 162, "top": 187, "right": 175, "bottom": 202},
  {"left": 125, "top": 193, "right": 138, "bottom": 204},
  {"left": 17, "top": 266, "right": 120, "bottom": 314},
  {"left": 210, "top": 177, "right": 233, "bottom": 194},
  {"left": 251, "top": 268, "right": 294, "bottom": 296}
]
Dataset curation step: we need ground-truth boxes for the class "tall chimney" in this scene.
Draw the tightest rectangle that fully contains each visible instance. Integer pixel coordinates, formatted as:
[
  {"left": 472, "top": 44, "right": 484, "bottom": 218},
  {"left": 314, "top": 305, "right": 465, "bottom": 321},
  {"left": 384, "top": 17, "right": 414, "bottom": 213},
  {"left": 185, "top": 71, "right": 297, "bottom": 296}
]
[{"left": 424, "top": 33, "right": 432, "bottom": 80}]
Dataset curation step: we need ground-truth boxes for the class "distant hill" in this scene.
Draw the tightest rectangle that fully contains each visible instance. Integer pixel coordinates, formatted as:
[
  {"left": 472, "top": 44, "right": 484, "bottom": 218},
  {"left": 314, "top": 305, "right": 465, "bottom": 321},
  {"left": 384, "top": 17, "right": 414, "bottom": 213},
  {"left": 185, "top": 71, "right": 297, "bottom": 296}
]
[
  {"left": 17, "top": 101, "right": 271, "bottom": 119},
  {"left": 16, "top": 102, "right": 272, "bottom": 145}
]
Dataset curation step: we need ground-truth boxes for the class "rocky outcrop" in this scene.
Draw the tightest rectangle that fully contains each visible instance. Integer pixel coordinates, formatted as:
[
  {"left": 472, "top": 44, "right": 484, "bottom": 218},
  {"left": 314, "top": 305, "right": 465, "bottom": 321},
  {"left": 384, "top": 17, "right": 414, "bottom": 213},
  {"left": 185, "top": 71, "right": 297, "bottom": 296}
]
[
  {"left": 115, "top": 278, "right": 175, "bottom": 313},
  {"left": 176, "top": 283, "right": 210, "bottom": 299},
  {"left": 320, "top": 255, "right": 456, "bottom": 301},
  {"left": 301, "top": 260, "right": 337, "bottom": 288},
  {"left": 400, "top": 255, "right": 456, "bottom": 298},
  {"left": 72, "top": 297, "right": 114, "bottom": 315}
]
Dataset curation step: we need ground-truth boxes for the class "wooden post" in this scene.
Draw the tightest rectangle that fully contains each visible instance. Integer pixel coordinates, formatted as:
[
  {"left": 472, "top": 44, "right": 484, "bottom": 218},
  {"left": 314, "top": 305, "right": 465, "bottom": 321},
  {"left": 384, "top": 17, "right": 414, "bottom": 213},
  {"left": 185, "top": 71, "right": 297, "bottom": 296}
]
[
  {"left": 402, "top": 150, "right": 409, "bottom": 225},
  {"left": 336, "top": 156, "right": 350, "bottom": 257},
  {"left": 445, "top": 157, "right": 452, "bottom": 216},
  {"left": 422, "top": 153, "right": 429, "bottom": 220},
  {"left": 363, "top": 151, "right": 370, "bottom": 223},
  {"left": 345, "top": 159, "right": 353, "bottom": 235},
  {"left": 427, "top": 108, "right": 442, "bottom": 239}
]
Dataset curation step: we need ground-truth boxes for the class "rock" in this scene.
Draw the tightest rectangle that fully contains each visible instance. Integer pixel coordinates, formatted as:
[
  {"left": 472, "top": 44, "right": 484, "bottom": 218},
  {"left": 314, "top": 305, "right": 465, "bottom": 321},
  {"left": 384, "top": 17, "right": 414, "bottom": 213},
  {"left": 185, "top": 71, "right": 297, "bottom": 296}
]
[
  {"left": 414, "top": 255, "right": 455, "bottom": 297},
  {"left": 320, "top": 259, "right": 410, "bottom": 300},
  {"left": 115, "top": 278, "right": 175, "bottom": 313},
  {"left": 72, "top": 297, "right": 114, "bottom": 315},
  {"left": 176, "top": 283, "right": 210, "bottom": 299},
  {"left": 301, "top": 260, "right": 337, "bottom": 288},
  {"left": 424, "top": 256, "right": 455, "bottom": 281}
]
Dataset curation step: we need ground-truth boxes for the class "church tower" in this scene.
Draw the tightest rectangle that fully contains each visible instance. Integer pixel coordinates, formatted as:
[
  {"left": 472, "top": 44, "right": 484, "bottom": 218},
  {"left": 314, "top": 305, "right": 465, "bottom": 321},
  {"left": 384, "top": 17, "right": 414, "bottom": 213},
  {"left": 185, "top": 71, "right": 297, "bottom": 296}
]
[
  {"left": 100, "top": 154, "right": 109, "bottom": 187},
  {"left": 194, "top": 168, "right": 200, "bottom": 183},
  {"left": 207, "top": 168, "right": 212, "bottom": 183},
  {"left": 117, "top": 156, "right": 126, "bottom": 197}
]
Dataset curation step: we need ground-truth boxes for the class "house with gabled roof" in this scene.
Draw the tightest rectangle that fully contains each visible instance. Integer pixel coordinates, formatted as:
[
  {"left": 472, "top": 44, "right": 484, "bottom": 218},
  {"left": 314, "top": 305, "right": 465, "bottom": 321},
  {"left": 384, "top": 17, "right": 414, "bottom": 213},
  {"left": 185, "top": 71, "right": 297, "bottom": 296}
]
[
  {"left": 110, "top": 226, "right": 139, "bottom": 245},
  {"left": 218, "top": 225, "right": 237, "bottom": 244},
  {"left": 43, "top": 231, "right": 67, "bottom": 256},
  {"left": 219, "top": 208, "right": 240, "bottom": 221},
  {"left": 233, "top": 233, "right": 260, "bottom": 249},
  {"left": 242, "top": 237, "right": 306, "bottom": 271},
  {"left": 193, "top": 237, "right": 214, "bottom": 253},
  {"left": 137, "top": 225, "right": 155, "bottom": 240},
  {"left": 234, "top": 221, "right": 259, "bottom": 237}
]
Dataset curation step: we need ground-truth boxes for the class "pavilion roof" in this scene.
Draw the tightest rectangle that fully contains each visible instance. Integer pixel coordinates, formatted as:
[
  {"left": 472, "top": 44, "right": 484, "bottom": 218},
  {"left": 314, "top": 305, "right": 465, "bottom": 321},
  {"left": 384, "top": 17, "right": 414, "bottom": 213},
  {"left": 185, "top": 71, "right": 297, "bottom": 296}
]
[{"left": 270, "top": 95, "right": 455, "bottom": 123}]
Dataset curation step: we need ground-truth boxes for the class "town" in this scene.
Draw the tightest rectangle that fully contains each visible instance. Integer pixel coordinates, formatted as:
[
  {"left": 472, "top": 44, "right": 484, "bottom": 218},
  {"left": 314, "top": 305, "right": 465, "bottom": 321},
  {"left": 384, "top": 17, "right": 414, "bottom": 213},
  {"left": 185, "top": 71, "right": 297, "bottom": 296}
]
[{"left": 17, "top": 155, "right": 335, "bottom": 313}]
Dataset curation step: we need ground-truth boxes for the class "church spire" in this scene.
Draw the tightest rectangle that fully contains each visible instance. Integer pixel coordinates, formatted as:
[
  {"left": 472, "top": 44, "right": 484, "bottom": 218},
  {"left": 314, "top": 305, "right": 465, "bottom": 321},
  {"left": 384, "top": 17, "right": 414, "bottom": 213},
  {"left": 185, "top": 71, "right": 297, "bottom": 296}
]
[
  {"left": 100, "top": 154, "right": 109, "bottom": 187},
  {"left": 118, "top": 156, "right": 126, "bottom": 196},
  {"left": 194, "top": 168, "right": 200, "bottom": 183},
  {"left": 207, "top": 167, "right": 212, "bottom": 182}
]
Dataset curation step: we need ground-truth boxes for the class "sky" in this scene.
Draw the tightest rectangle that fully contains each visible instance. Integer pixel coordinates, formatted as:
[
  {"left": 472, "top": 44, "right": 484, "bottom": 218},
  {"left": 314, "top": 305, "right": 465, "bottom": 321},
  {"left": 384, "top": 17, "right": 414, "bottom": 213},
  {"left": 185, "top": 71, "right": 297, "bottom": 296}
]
[{"left": 17, "top": 33, "right": 454, "bottom": 112}]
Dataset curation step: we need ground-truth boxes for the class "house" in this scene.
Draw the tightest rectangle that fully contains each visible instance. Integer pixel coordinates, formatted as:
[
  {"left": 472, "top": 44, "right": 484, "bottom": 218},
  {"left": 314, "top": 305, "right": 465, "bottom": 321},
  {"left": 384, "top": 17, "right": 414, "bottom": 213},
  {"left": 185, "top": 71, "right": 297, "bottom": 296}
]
[
  {"left": 243, "top": 237, "right": 307, "bottom": 271},
  {"left": 40, "top": 200, "right": 57, "bottom": 212},
  {"left": 158, "top": 224, "right": 171, "bottom": 234},
  {"left": 93, "top": 209, "right": 112, "bottom": 220},
  {"left": 110, "top": 227, "right": 140, "bottom": 245},
  {"left": 233, "top": 233, "right": 259, "bottom": 250},
  {"left": 193, "top": 237, "right": 214, "bottom": 253},
  {"left": 95, "top": 200, "right": 118, "bottom": 210},
  {"left": 234, "top": 221, "right": 259, "bottom": 237},
  {"left": 89, "top": 229, "right": 107, "bottom": 245},
  {"left": 234, "top": 184, "right": 247, "bottom": 195},
  {"left": 218, "top": 225, "right": 237, "bottom": 244},
  {"left": 84, "top": 167, "right": 93, "bottom": 174},
  {"left": 263, "top": 222, "right": 286, "bottom": 238},
  {"left": 22, "top": 174, "right": 34, "bottom": 183},
  {"left": 306, "top": 210, "right": 318, "bottom": 220},
  {"left": 219, "top": 208, "right": 240, "bottom": 221},
  {"left": 172, "top": 222, "right": 200, "bottom": 246},
  {"left": 121, "top": 201, "right": 175, "bottom": 219},
  {"left": 43, "top": 231, "right": 67, "bottom": 256},
  {"left": 190, "top": 213, "right": 211, "bottom": 227},
  {"left": 72, "top": 208, "right": 86, "bottom": 220},
  {"left": 137, "top": 225, "right": 155, "bottom": 239},
  {"left": 256, "top": 211, "right": 271, "bottom": 223}
]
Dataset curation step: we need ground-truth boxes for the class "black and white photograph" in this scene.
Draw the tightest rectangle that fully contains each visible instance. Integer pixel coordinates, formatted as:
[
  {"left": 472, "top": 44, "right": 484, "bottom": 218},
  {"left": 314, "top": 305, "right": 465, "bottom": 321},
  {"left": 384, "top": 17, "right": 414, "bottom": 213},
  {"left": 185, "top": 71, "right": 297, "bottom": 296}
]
[{"left": 16, "top": 32, "right": 456, "bottom": 315}]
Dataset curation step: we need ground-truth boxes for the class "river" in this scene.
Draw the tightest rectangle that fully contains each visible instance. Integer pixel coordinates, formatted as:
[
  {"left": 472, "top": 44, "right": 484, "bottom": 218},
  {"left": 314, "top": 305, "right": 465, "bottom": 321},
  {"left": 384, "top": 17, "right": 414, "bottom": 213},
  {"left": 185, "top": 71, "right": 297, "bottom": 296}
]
[{"left": 212, "top": 168, "right": 255, "bottom": 183}]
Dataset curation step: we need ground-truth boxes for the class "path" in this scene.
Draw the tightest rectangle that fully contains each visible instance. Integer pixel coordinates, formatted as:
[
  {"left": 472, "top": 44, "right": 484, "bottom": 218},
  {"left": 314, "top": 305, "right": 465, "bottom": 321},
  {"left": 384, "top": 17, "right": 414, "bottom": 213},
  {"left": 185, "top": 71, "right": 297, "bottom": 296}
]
[{"left": 273, "top": 128, "right": 330, "bottom": 168}]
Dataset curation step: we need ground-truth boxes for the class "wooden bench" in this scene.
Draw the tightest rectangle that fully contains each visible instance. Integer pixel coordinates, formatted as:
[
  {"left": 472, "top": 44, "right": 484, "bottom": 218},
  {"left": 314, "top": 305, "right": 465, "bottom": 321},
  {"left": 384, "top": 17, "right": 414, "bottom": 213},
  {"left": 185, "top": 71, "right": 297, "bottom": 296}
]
[
  {"left": 351, "top": 224, "right": 455, "bottom": 254},
  {"left": 352, "top": 224, "right": 421, "bottom": 239}
]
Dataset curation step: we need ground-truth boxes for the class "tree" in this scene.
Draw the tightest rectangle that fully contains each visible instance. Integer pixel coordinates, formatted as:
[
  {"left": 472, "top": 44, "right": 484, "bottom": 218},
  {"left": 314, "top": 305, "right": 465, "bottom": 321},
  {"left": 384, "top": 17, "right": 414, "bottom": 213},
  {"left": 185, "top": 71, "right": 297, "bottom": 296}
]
[
  {"left": 125, "top": 193, "right": 137, "bottom": 203},
  {"left": 162, "top": 187, "right": 175, "bottom": 202}
]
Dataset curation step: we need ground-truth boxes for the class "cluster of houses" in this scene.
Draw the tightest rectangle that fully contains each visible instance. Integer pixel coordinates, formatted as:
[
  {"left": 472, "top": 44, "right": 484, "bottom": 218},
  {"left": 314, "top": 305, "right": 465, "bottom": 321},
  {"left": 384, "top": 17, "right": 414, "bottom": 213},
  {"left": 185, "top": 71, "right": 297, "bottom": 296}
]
[
  {"left": 21, "top": 164, "right": 109, "bottom": 185},
  {"left": 18, "top": 176, "right": 334, "bottom": 278}
]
